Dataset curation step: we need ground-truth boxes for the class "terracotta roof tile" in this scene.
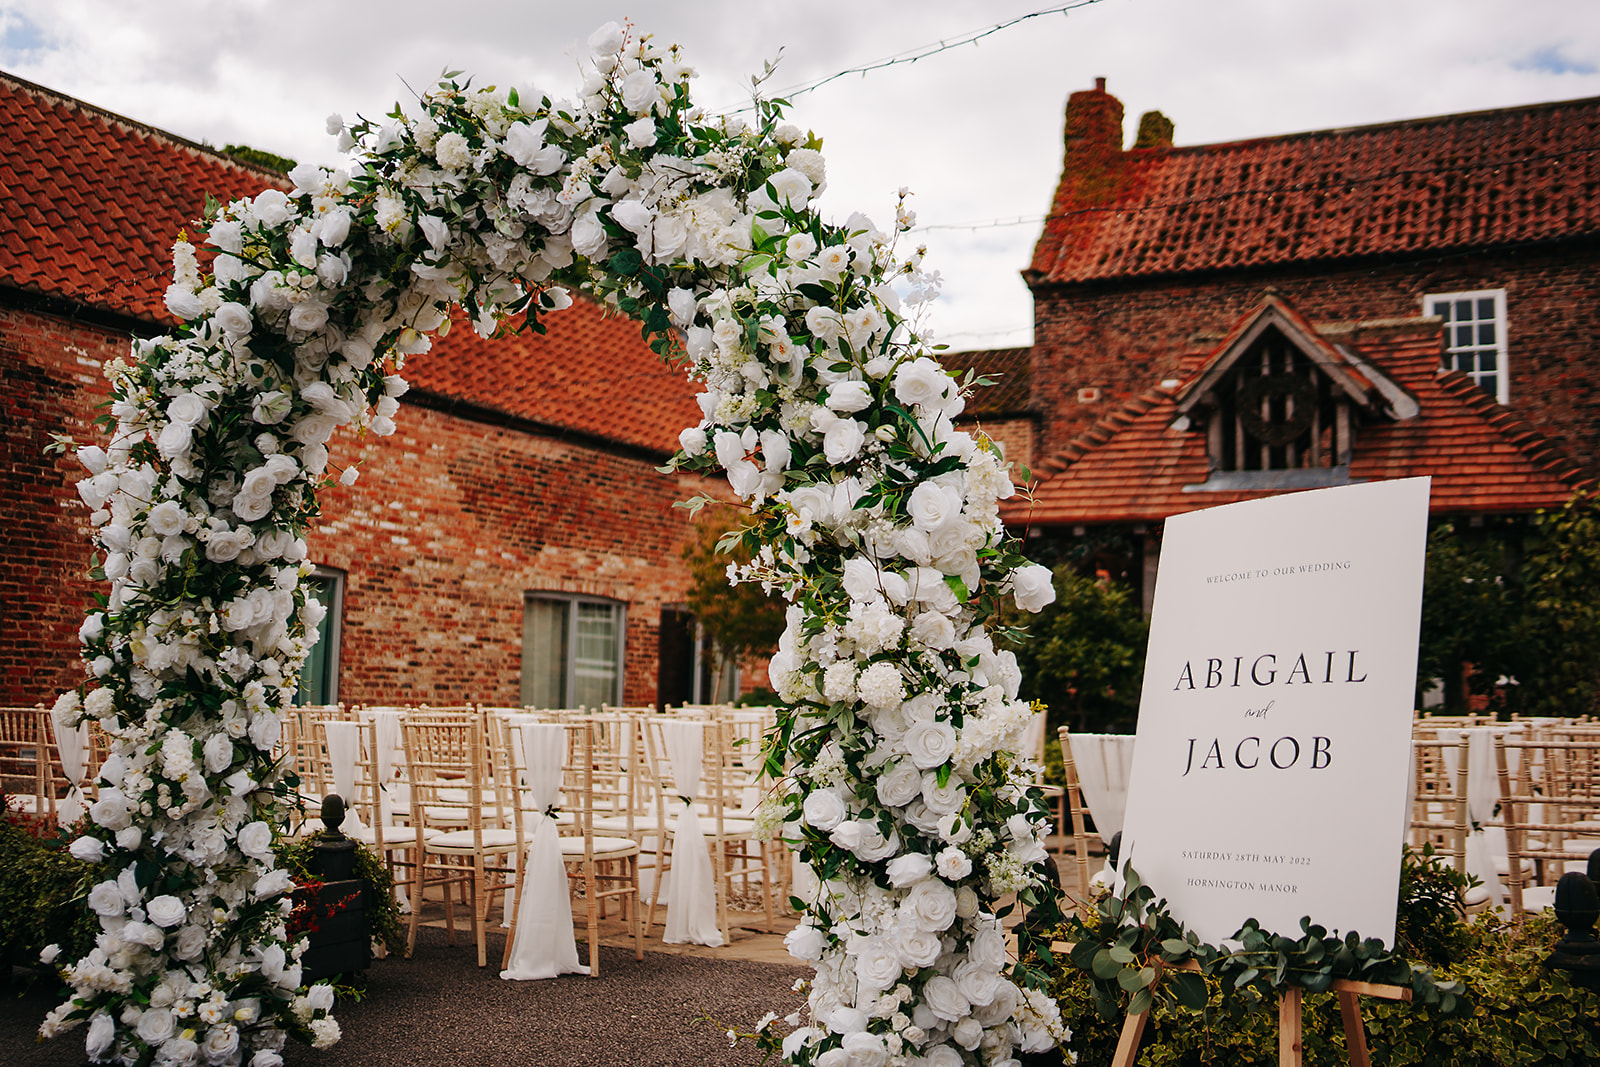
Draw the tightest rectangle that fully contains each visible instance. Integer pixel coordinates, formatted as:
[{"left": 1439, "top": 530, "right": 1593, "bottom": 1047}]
[
  {"left": 938, "top": 347, "right": 1032, "bottom": 416},
  {"left": 1030, "top": 95, "right": 1600, "bottom": 286},
  {"left": 0, "top": 69, "right": 696, "bottom": 453},
  {"left": 1008, "top": 315, "right": 1590, "bottom": 526},
  {"left": 404, "top": 302, "right": 700, "bottom": 455}
]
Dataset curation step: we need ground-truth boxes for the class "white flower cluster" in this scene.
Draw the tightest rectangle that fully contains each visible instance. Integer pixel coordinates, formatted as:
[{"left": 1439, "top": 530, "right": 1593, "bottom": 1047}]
[{"left": 51, "top": 20, "right": 1065, "bottom": 1066}]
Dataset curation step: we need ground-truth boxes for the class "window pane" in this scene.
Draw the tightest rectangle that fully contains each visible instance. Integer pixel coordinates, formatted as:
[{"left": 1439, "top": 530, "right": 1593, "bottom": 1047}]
[
  {"left": 1431, "top": 301, "right": 1450, "bottom": 319},
  {"left": 521, "top": 598, "right": 569, "bottom": 707},
  {"left": 1477, "top": 297, "right": 1495, "bottom": 319},
  {"left": 295, "top": 576, "right": 336, "bottom": 705},
  {"left": 1455, "top": 324, "right": 1473, "bottom": 347},
  {"left": 571, "top": 602, "right": 619, "bottom": 708},
  {"left": 1455, "top": 299, "right": 1472, "bottom": 319},
  {"left": 1478, "top": 322, "right": 1496, "bottom": 345},
  {"left": 1479, "top": 351, "right": 1496, "bottom": 372}
]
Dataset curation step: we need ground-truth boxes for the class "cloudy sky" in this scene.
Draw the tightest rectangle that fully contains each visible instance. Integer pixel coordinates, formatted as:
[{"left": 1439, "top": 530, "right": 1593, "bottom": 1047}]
[{"left": 2, "top": 0, "right": 1598, "bottom": 351}]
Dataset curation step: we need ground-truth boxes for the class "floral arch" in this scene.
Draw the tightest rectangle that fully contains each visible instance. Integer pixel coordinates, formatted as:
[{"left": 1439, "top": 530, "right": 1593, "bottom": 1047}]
[{"left": 45, "top": 22, "right": 1065, "bottom": 1067}]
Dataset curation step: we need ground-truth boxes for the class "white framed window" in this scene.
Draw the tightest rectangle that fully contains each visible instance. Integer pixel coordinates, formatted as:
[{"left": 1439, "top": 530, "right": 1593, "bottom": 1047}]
[
  {"left": 1425, "top": 289, "right": 1508, "bottom": 403},
  {"left": 295, "top": 566, "right": 344, "bottom": 706},
  {"left": 521, "top": 593, "right": 626, "bottom": 708}
]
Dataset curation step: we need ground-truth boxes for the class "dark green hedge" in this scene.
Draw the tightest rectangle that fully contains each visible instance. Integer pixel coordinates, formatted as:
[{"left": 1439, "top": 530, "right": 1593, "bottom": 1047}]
[{"left": 0, "top": 816, "right": 103, "bottom": 972}]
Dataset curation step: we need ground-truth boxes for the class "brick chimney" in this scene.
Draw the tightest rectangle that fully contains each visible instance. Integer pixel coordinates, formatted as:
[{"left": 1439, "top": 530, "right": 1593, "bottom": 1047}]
[{"left": 1059, "top": 77, "right": 1126, "bottom": 205}]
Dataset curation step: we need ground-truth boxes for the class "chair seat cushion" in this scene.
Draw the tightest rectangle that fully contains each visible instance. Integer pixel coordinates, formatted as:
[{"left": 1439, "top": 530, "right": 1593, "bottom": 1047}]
[
  {"left": 427, "top": 828, "right": 519, "bottom": 851},
  {"left": 559, "top": 835, "right": 639, "bottom": 858}
]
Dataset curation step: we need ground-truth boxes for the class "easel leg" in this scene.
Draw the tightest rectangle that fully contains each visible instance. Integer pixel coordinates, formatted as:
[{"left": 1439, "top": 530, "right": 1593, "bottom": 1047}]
[
  {"left": 1279, "top": 987, "right": 1303, "bottom": 1067},
  {"left": 1337, "top": 989, "right": 1371, "bottom": 1067},
  {"left": 1110, "top": 1006, "right": 1151, "bottom": 1067}
]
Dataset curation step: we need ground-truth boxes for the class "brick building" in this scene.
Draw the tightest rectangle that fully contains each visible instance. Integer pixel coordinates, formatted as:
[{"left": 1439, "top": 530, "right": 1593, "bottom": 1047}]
[
  {"left": 0, "top": 71, "right": 734, "bottom": 710},
  {"left": 983, "top": 82, "right": 1600, "bottom": 600}
]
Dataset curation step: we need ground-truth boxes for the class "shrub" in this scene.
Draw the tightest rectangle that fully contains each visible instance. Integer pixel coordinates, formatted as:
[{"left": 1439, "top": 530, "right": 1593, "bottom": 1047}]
[{"left": 0, "top": 804, "right": 103, "bottom": 975}]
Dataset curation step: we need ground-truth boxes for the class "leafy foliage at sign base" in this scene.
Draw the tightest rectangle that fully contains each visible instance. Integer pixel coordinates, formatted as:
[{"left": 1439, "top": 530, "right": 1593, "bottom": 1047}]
[{"left": 1044, "top": 850, "right": 1599, "bottom": 1065}]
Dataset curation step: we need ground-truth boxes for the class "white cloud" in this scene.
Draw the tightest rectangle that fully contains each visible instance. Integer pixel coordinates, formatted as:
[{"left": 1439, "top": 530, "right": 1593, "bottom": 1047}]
[{"left": 3, "top": 0, "right": 1598, "bottom": 350}]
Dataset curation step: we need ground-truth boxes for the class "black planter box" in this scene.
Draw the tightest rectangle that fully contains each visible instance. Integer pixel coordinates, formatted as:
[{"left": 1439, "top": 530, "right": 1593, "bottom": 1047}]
[{"left": 298, "top": 879, "right": 371, "bottom": 983}]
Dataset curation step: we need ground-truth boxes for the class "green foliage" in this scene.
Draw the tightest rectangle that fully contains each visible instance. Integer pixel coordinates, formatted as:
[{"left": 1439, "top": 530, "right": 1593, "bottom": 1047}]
[
  {"left": 274, "top": 836, "right": 405, "bottom": 957},
  {"left": 0, "top": 810, "right": 103, "bottom": 976},
  {"left": 1418, "top": 494, "right": 1600, "bottom": 717},
  {"left": 221, "top": 143, "right": 298, "bottom": 174},
  {"left": 681, "top": 511, "right": 788, "bottom": 663},
  {"left": 1012, "top": 566, "right": 1149, "bottom": 734},
  {"left": 1045, "top": 853, "right": 1600, "bottom": 1066}
]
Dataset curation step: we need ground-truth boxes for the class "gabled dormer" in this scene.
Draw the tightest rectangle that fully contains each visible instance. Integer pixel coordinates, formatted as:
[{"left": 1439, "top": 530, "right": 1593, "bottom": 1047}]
[{"left": 1171, "top": 296, "right": 1419, "bottom": 490}]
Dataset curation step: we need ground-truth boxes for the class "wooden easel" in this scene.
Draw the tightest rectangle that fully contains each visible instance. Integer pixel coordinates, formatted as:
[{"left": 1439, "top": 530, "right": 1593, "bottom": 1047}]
[{"left": 1054, "top": 945, "right": 1412, "bottom": 1067}]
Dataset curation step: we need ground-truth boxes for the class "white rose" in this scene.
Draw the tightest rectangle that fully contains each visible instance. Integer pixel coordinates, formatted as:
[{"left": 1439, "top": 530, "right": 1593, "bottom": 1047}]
[
  {"left": 85, "top": 1013, "right": 115, "bottom": 1060},
  {"left": 952, "top": 1015, "right": 985, "bottom": 1050},
  {"left": 842, "top": 1032, "right": 888, "bottom": 1067},
  {"left": 135, "top": 1007, "right": 176, "bottom": 1045},
  {"left": 620, "top": 70, "right": 661, "bottom": 115},
  {"left": 874, "top": 763, "right": 922, "bottom": 808},
  {"left": 69, "top": 835, "right": 106, "bottom": 863},
  {"left": 829, "top": 819, "right": 865, "bottom": 851},
  {"left": 317, "top": 207, "right": 352, "bottom": 247},
  {"left": 588, "top": 21, "right": 626, "bottom": 54},
  {"left": 202, "top": 1024, "right": 241, "bottom": 1063},
  {"left": 174, "top": 925, "right": 207, "bottom": 960},
  {"left": 678, "top": 426, "right": 707, "bottom": 455},
  {"left": 87, "top": 880, "right": 124, "bottom": 916},
  {"left": 237, "top": 821, "right": 273, "bottom": 860},
  {"left": 892, "top": 356, "right": 953, "bottom": 411},
  {"left": 908, "top": 481, "right": 964, "bottom": 533},
  {"left": 146, "top": 894, "right": 187, "bottom": 928},
  {"left": 253, "top": 189, "right": 292, "bottom": 228},
  {"left": 920, "top": 974, "right": 970, "bottom": 1021},
  {"left": 156, "top": 420, "right": 193, "bottom": 459},
  {"left": 853, "top": 937, "right": 902, "bottom": 992},
  {"left": 909, "top": 610, "right": 956, "bottom": 651},
  {"left": 570, "top": 211, "right": 609, "bottom": 260},
  {"left": 306, "top": 983, "right": 336, "bottom": 1013},
  {"left": 121, "top": 921, "right": 163, "bottom": 949},
  {"left": 801, "top": 788, "right": 846, "bottom": 831},
  {"left": 168, "top": 393, "right": 207, "bottom": 426},
  {"left": 623, "top": 116, "right": 658, "bottom": 148},
  {"left": 904, "top": 720, "right": 957, "bottom": 769},
  {"left": 886, "top": 852, "right": 932, "bottom": 888},
  {"left": 1012, "top": 563, "right": 1057, "bottom": 612},
  {"left": 825, "top": 380, "right": 873, "bottom": 414},
  {"left": 215, "top": 302, "right": 253, "bottom": 335},
  {"left": 936, "top": 847, "right": 973, "bottom": 881},
  {"left": 165, "top": 284, "right": 202, "bottom": 320},
  {"left": 921, "top": 773, "right": 965, "bottom": 815},
  {"left": 784, "top": 922, "right": 827, "bottom": 961},
  {"left": 895, "top": 925, "right": 943, "bottom": 968},
  {"left": 904, "top": 877, "right": 958, "bottom": 933},
  {"left": 954, "top": 959, "right": 1002, "bottom": 1007},
  {"left": 146, "top": 500, "right": 186, "bottom": 537}
]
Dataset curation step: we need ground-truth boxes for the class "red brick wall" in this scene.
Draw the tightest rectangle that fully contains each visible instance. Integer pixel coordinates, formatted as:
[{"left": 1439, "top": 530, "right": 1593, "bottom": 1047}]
[
  {"left": 311, "top": 410, "right": 713, "bottom": 707},
  {"left": 1, "top": 304, "right": 717, "bottom": 709},
  {"left": 0, "top": 305, "right": 120, "bottom": 706},
  {"left": 1030, "top": 246, "right": 1600, "bottom": 472}
]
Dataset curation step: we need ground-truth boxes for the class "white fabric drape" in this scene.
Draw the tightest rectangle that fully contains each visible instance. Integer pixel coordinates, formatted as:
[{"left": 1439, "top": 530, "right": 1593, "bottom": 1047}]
[
  {"left": 502, "top": 722, "right": 587, "bottom": 979},
  {"left": 659, "top": 719, "right": 722, "bottom": 946},
  {"left": 357, "top": 708, "right": 406, "bottom": 823},
  {"left": 49, "top": 704, "right": 89, "bottom": 826},
  {"left": 1438, "top": 725, "right": 1522, "bottom": 903},
  {"left": 321, "top": 720, "right": 365, "bottom": 834},
  {"left": 1069, "top": 733, "right": 1137, "bottom": 844}
]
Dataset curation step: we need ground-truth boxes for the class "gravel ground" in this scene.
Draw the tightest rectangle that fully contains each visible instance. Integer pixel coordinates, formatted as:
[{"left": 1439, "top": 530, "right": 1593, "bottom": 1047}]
[{"left": 4, "top": 927, "right": 810, "bottom": 1067}]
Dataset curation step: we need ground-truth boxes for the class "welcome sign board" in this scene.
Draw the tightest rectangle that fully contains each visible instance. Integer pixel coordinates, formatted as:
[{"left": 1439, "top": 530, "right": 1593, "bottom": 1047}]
[{"left": 1118, "top": 477, "right": 1430, "bottom": 945}]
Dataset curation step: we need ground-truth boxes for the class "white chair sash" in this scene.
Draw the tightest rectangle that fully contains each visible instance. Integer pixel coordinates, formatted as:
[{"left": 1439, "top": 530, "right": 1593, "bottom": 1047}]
[
  {"left": 502, "top": 722, "right": 587, "bottom": 979},
  {"left": 659, "top": 718, "right": 722, "bottom": 947},
  {"left": 49, "top": 705, "right": 89, "bottom": 826},
  {"left": 321, "top": 721, "right": 366, "bottom": 834},
  {"left": 358, "top": 708, "right": 405, "bottom": 823},
  {"left": 1439, "top": 725, "right": 1522, "bottom": 903},
  {"left": 1069, "top": 733, "right": 1137, "bottom": 844}
]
